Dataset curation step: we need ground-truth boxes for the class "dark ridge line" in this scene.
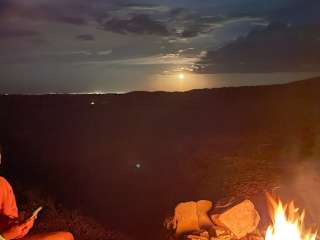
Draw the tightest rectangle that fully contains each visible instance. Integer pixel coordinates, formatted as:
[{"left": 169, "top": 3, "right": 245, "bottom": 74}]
[{"left": 0, "top": 76, "right": 319, "bottom": 97}]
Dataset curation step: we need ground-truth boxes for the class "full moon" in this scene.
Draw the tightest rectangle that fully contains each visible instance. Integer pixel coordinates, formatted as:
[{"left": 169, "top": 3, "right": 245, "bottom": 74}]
[{"left": 179, "top": 73, "right": 185, "bottom": 80}]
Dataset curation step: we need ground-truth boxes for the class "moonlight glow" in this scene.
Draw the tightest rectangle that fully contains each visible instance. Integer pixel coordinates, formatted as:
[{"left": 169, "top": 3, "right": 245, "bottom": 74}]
[{"left": 179, "top": 73, "right": 185, "bottom": 80}]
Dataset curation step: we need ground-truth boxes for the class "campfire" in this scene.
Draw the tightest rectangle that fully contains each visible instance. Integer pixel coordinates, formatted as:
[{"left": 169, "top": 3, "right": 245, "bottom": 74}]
[
  {"left": 166, "top": 194, "right": 318, "bottom": 240},
  {"left": 265, "top": 194, "right": 317, "bottom": 240}
]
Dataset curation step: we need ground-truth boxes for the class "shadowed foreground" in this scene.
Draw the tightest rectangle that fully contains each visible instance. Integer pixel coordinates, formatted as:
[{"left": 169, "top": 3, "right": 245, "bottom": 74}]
[{"left": 0, "top": 77, "right": 320, "bottom": 239}]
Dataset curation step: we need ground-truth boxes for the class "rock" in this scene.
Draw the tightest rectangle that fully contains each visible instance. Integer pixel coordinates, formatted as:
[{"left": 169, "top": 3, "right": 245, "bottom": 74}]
[
  {"left": 215, "top": 200, "right": 260, "bottom": 239},
  {"left": 211, "top": 225, "right": 229, "bottom": 237},
  {"left": 174, "top": 201, "right": 200, "bottom": 236},
  {"left": 186, "top": 230, "right": 210, "bottom": 240},
  {"left": 210, "top": 235, "right": 233, "bottom": 240},
  {"left": 197, "top": 200, "right": 214, "bottom": 229},
  {"left": 200, "top": 231, "right": 210, "bottom": 238},
  {"left": 186, "top": 235, "right": 209, "bottom": 240},
  {"left": 211, "top": 214, "right": 225, "bottom": 228},
  {"left": 173, "top": 200, "right": 213, "bottom": 236}
]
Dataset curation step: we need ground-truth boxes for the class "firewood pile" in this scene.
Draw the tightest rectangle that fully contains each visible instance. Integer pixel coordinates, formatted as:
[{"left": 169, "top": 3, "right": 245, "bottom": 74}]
[{"left": 166, "top": 199, "right": 264, "bottom": 240}]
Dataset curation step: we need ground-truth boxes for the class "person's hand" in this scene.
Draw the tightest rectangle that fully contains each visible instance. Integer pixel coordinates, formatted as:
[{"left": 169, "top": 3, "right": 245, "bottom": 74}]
[{"left": 2, "top": 218, "right": 35, "bottom": 240}]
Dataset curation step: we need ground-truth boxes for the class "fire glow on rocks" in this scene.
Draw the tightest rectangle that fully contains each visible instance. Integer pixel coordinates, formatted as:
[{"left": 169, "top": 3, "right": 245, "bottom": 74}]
[
  {"left": 265, "top": 194, "right": 317, "bottom": 240},
  {"left": 169, "top": 194, "right": 318, "bottom": 240}
]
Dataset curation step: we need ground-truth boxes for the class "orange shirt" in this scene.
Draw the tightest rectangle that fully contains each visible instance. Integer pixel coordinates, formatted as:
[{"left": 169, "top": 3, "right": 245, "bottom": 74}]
[{"left": 0, "top": 177, "right": 18, "bottom": 219}]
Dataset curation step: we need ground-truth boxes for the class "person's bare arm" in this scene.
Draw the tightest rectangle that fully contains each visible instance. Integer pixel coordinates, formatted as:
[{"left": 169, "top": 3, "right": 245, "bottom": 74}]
[{"left": 2, "top": 218, "right": 35, "bottom": 240}]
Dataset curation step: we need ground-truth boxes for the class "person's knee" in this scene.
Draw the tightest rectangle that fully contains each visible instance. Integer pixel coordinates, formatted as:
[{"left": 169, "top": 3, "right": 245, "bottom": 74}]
[
  {"left": 62, "top": 232, "right": 74, "bottom": 240},
  {"left": 23, "top": 231, "right": 74, "bottom": 240},
  {"left": 55, "top": 231, "right": 74, "bottom": 240}
]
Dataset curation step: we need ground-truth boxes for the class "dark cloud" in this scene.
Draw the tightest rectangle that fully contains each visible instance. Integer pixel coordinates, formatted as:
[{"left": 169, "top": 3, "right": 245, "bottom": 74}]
[
  {"left": 31, "top": 38, "right": 48, "bottom": 46},
  {"left": 168, "top": 8, "right": 229, "bottom": 38},
  {"left": 0, "top": 1, "right": 226, "bottom": 38},
  {"left": 0, "top": 0, "right": 9, "bottom": 13},
  {"left": 0, "top": 1, "right": 172, "bottom": 35},
  {"left": 0, "top": 26, "right": 39, "bottom": 39},
  {"left": 179, "top": 17, "right": 220, "bottom": 38},
  {"left": 18, "top": 4, "right": 89, "bottom": 26},
  {"left": 197, "top": 22, "right": 320, "bottom": 73},
  {"left": 0, "top": 0, "right": 263, "bottom": 39},
  {"left": 97, "top": 5, "right": 220, "bottom": 38},
  {"left": 269, "top": 0, "right": 320, "bottom": 25},
  {"left": 55, "top": 16, "right": 87, "bottom": 25},
  {"left": 76, "top": 34, "right": 95, "bottom": 41},
  {"left": 100, "top": 14, "right": 170, "bottom": 36},
  {"left": 169, "top": 8, "right": 188, "bottom": 18}
]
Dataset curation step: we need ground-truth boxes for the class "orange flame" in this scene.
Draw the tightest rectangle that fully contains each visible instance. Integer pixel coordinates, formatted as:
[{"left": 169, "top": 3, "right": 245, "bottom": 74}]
[{"left": 265, "top": 193, "right": 317, "bottom": 240}]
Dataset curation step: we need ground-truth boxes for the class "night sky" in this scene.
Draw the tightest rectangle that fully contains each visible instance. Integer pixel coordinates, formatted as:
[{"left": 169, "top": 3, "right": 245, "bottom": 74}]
[{"left": 0, "top": 0, "right": 320, "bottom": 94}]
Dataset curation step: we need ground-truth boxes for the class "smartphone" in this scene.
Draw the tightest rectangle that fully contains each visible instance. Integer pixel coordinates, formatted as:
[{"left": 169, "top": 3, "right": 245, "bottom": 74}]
[{"left": 27, "top": 206, "right": 43, "bottom": 222}]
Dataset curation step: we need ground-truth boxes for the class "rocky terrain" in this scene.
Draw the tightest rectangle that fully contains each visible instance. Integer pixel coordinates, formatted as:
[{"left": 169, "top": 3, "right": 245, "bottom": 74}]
[{"left": 0, "top": 77, "right": 319, "bottom": 239}]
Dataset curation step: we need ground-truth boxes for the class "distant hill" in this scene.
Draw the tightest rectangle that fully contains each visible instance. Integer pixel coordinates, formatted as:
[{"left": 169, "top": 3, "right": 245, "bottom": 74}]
[{"left": 0, "top": 77, "right": 319, "bottom": 240}]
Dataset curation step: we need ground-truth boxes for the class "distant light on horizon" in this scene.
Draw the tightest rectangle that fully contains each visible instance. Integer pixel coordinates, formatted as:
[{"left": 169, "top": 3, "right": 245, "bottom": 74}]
[{"left": 179, "top": 73, "right": 185, "bottom": 80}]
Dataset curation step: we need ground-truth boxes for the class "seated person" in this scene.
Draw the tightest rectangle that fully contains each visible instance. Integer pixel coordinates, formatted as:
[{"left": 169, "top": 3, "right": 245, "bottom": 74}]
[{"left": 0, "top": 149, "right": 74, "bottom": 240}]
